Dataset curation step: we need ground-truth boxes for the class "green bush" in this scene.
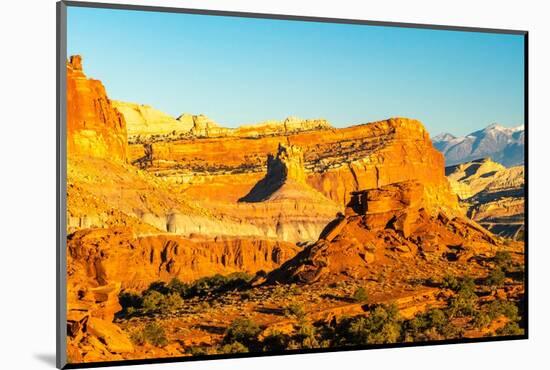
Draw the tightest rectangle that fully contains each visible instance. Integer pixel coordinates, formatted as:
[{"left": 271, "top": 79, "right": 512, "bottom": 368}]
[
  {"left": 131, "top": 322, "right": 168, "bottom": 347},
  {"left": 472, "top": 311, "right": 491, "bottom": 329},
  {"left": 284, "top": 302, "right": 306, "bottom": 320},
  {"left": 447, "top": 277, "right": 477, "bottom": 318},
  {"left": 166, "top": 277, "right": 190, "bottom": 297},
  {"left": 162, "top": 292, "right": 184, "bottom": 311},
  {"left": 262, "top": 331, "right": 289, "bottom": 351},
  {"left": 441, "top": 274, "right": 460, "bottom": 291},
  {"left": 186, "top": 346, "right": 208, "bottom": 356},
  {"left": 343, "top": 304, "right": 402, "bottom": 345},
  {"left": 293, "top": 322, "right": 319, "bottom": 349},
  {"left": 496, "top": 322, "right": 524, "bottom": 336},
  {"left": 129, "top": 330, "right": 146, "bottom": 346},
  {"left": 487, "top": 300, "right": 519, "bottom": 321},
  {"left": 119, "top": 291, "right": 142, "bottom": 312},
  {"left": 486, "top": 267, "right": 506, "bottom": 287},
  {"left": 142, "top": 290, "right": 165, "bottom": 313},
  {"left": 143, "top": 322, "right": 168, "bottom": 347},
  {"left": 402, "top": 308, "right": 451, "bottom": 341},
  {"left": 224, "top": 317, "right": 262, "bottom": 348},
  {"left": 189, "top": 272, "right": 253, "bottom": 297},
  {"left": 218, "top": 341, "right": 249, "bottom": 354},
  {"left": 494, "top": 251, "right": 513, "bottom": 270},
  {"left": 352, "top": 287, "right": 369, "bottom": 303}
]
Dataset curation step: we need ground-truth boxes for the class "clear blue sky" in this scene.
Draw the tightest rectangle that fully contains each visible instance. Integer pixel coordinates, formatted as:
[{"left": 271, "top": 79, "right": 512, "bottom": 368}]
[{"left": 67, "top": 6, "right": 525, "bottom": 136}]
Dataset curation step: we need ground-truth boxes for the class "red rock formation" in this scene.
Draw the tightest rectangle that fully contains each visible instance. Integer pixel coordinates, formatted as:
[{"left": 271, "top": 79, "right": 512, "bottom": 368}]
[
  {"left": 130, "top": 118, "right": 460, "bottom": 216},
  {"left": 267, "top": 180, "right": 498, "bottom": 284},
  {"left": 240, "top": 143, "right": 319, "bottom": 202},
  {"left": 67, "top": 227, "right": 300, "bottom": 291},
  {"left": 67, "top": 55, "right": 127, "bottom": 161}
]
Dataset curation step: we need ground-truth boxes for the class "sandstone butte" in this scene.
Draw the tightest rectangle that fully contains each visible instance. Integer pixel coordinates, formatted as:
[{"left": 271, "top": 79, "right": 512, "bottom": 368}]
[{"left": 64, "top": 56, "right": 523, "bottom": 363}]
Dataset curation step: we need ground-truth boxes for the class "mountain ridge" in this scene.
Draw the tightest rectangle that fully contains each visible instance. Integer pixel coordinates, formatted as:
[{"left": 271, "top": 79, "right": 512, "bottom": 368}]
[{"left": 433, "top": 123, "right": 524, "bottom": 167}]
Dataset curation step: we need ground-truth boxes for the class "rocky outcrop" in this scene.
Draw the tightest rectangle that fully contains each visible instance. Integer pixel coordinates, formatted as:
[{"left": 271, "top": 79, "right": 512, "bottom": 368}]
[
  {"left": 267, "top": 180, "right": 499, "bottom": 284},
  {"left": 112, "top": 98, "right": 332, "bottom": 142},
  {"left": 240, "top": 143, "right": 315, "bottom": 202},
  {"left": 67, "top": 55, "right": 127, "bottom": 161},
  {"left": 112, "top": 101, "right": 194, "bottom": 141},
  {"left": 231, "top": 116, "right": 332, "bottom": 138},
  {"left": 180, "top": 114, "right": 233, "bottom": 138},
  {"left": 446, "top": 158, "right": 524, "bottom": 240},
  {"left": 68, "top": 227, "right": 300, "bottom": 290}
]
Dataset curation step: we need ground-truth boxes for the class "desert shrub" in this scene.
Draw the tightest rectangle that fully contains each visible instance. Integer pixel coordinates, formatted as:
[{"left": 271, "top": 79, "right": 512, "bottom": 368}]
[
  {"left": 131, "top": 322, "right": 168, "bottom": 347},
  {"left": 218, "top": 341, "right": 249, "bottom": 354},
  {"left": 496, "top": 322, "right": 524, "bottom": 336},
  {"left": 186, "top": 346, "right": 208, "bottom": 356},
  {"left": 487, "top": 300, "right": 519, "bottom": 321},
  {"left": 402, "top": 308, "right": 450, "bottom": 341},
  {"left": 447, "top": 277, "right": 477, "bottom": 318},
  {"left": 262, "top": 331, "right": 289, "bottom": 352},
  {"left": 472, "top": 311, "right": 492, "bottom": 329},
  {"left": 486, "top": 267, "right": 506, "bottom": 287},
  {"left": 143, "top": 322, "right": 168, "bottom": 347},
  {"left": 342, "top": 304, "right": 402, "bottom": 345},
  {"left": 284, "top": 302, "right": 306, "bottom": 320},
  {"left": 166, "top": 277, "right": 190, "bottom": 297},
  {"left": 291, "top": 322, "right": 320, "bottom": 349},
  {"left": 494, "top": 251, "right": 513, "bottom": 270},
  {"left": 189, "top": 272, "right": 253, "bottom": 297},
  {"left": 129, "top": 329, "right": 146, "bottom": 346},
  {"left": 352, "top": 287, "right": 369, "bottom": 303},
  {"left": 441, "top": 274, "right": 460, "bottom": 291},
  {"left": 224, "top": 317, "right": 262, "bottom": 348},
  {"left": 162, "top": 292, "right": 184, "bottom": 311},
  {"left": 288, "top": 284, "right": 303, "bottom": 296},
  {"left": 146, "top": 281, "right": 170, "bottom": 295},
  {"left": 271, "top": 285, "right": 286, "bottom": 299},
  {"left": 119, "top": 291, "right": 142, "bottom": 312},
  {"left": 142, "top": 290, "right": 165, "bottom": 313}
]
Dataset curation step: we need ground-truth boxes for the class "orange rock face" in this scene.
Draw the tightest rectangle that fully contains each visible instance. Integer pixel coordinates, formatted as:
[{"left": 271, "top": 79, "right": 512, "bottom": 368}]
[
  {"left": 130, "top": 118, "right": 459, "bottom": 215},
  {"left": 68, "top": 227, "right": 300, "bottom": 290},
  {"left": 267, "top": 180, "right": 498, "bottom": 284},
  {"left": 67, "top": 55, "right": 127, "bottom": 161},
  {"left": 64, "top": 54, "right": 524, "bottom": 364}
]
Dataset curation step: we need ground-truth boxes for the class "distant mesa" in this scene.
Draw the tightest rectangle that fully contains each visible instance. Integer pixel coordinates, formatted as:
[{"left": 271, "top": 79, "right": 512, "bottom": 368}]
[
  {"left": 111, "top": 101, "right": 195, "bottom": 138},
  {"left": 433, "top": 123, "right": 524, "bottom": 167},
  {"left": 446, "top": 157, "right": 524, "bottom": 240},
  {"left": 113, "top": 98, "right": 333, "bottom": 142}
]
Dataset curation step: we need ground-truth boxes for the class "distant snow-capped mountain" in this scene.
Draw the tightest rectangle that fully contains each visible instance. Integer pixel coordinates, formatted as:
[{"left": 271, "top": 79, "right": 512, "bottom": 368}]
[{"left": 433, "top": 123, "right": 524, "bottom": 167}]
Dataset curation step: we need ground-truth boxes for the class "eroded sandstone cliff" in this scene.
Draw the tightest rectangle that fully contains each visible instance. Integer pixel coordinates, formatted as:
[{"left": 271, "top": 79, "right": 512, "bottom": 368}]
[
  {"left": 129, "top": 117, "right": 460, "bottom": 215},
  {"left": 67, "top": 55, "right": 127, "bottom": 161}
]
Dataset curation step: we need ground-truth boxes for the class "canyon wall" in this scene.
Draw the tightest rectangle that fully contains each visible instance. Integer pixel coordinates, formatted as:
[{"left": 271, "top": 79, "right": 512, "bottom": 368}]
[
  {"left": 129, "top": 117, "right": 460, "bottom": 216},
  {"left": 67, "top": 55, "right": 127, "bottom": 161}
]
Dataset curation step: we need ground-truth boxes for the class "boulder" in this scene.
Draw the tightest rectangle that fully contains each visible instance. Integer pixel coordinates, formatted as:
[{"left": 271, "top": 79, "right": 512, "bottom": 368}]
[{"left": 87, "top": 318, "right": 134, "bottom": 354}]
